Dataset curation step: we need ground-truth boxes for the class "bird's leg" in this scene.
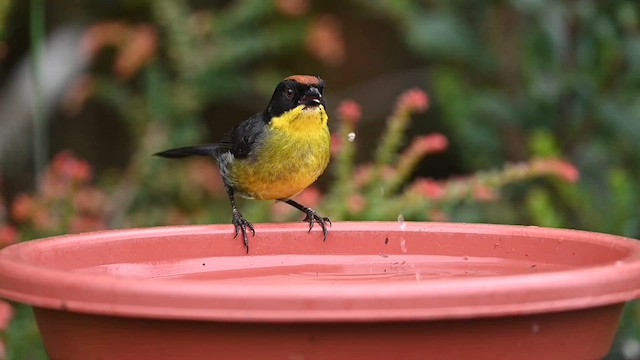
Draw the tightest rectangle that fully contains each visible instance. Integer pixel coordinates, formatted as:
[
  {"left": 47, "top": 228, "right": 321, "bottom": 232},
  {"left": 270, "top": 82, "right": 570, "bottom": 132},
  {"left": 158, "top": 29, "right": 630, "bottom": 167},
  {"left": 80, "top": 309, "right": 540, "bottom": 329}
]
[
  {"left": 282, "top": 199, "right": 331, "bottom": 241},
  {"left": 226, "top": 186, "right": 254, "bottom": 252}
]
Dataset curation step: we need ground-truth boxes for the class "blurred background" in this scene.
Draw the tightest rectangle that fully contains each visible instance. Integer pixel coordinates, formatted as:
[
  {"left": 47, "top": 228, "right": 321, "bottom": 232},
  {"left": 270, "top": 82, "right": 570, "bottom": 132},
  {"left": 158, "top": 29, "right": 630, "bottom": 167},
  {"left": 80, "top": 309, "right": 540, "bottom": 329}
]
[{"left": 0, "top": 0, "right": 639, "bottom": 358}]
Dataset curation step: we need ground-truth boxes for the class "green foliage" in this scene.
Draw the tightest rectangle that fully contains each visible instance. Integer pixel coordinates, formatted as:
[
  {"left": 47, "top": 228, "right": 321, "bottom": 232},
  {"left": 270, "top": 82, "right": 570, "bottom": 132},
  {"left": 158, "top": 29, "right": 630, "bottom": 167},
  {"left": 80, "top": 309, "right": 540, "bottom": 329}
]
[
  {"left": 5, "top": 305, "right": 46, "bottom": 360},
  {"left": 358, "top": 0, "right": 640, "bottom": 352}
]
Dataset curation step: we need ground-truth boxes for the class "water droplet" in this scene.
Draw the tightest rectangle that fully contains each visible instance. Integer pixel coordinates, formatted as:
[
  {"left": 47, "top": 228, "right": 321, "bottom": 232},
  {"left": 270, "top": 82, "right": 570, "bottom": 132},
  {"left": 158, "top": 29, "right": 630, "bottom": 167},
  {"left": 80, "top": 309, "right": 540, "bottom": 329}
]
[
  {"left": 531, "top": 321, "right": 540, "bottom": 334},
  {"left": 400, "top": 238, "right": 407, "bottom": 253},
  {"left": 414, "top": 272, "right": 422, "bottom": 281},
  {"left": 397, "top": 214, "right": 406, "bottom": 231},
  {"left": 347, "top": 132, "right": 356, "bottom": 142},
  {"left": 622, "top": 338, "right": 640, "bottom": 359}
]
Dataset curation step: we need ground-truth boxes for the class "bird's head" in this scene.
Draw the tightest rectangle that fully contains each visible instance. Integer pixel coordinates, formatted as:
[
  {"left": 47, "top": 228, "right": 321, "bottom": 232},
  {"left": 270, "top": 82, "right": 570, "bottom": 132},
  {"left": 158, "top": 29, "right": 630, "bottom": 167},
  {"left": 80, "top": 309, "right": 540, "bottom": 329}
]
[{"left": 266, "top": 75, "right": 326, "bottom": 118}]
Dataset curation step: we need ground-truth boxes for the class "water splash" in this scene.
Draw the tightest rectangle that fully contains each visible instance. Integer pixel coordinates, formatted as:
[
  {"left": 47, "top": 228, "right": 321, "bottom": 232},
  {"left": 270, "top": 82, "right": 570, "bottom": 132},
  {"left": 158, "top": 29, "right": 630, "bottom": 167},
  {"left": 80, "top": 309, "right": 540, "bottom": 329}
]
[
  {"left": 400, "top": 239, "right": 407, "bottom": 253},
  {"left": 347, "top": 132, "right": 356, "bottom": 142}
]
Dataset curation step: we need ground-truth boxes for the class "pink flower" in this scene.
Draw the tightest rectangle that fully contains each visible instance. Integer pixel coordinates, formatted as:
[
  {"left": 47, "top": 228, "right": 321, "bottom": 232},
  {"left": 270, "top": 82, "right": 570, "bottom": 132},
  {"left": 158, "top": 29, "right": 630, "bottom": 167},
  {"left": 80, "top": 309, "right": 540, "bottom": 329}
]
[
  {"left": 331, "top": 133, "right": 343, "bottom": 155},
  {"left": 0, "top": 300, "right": 13, "bottom": 330},
  {"left": 11, "top": 193, "right": 34, "bottom": 223},
  {"left": 411, "top": 178, "right": 445, "bottom": 199},
  {"left": 115, "top": 25, "right": 157, "bottom": 79},
  {"left": 81, "top": 21, "right": 157, "bottom": 79},
  {"left": 532, "top": 158, "right": 580, "bottom": 183},
  {"left": 32, "top": 208, "right": 58, "bottom": 232},
  {"left": 51, "top": 151, "right": 92, "bottom": 183},
  {"left": 354, "top": 165, "right": 396, "bottom": 187},
  {"left": 271, "top": 201, "right": 295, "bottom": 221},
  {"left": 275, "top": 0, "right": 310, "bottom": 16},
  {"left": 69, "top": 215, "right": 106, "bottom": 233},
  {"left": 73, "top": 188, "right": 107, "bottom": 214},
  {"left": 62, "top": 75, "right": 96, "bottom": 116},
  {"left": 305, "top": 15, "right": 345, "bottom": 66},
  {"left": 473, "top": 185, "right": 498, "bottom": 202},
  {"left": 271, "top": 187, "right": 322, "bottom": 221},
  {"left": 295, "top": 187, "right": 322, "bottom": 209},
  {"left": 397, "top": 88, "right": 430, "bottom": 113},
  {"left": 81, "top": 21, "right": 130, "bottom": 59},
  {"left": 0, "top": 299, "right": 13, "bottom": 360},
  {"left": 337, "top": 100, "right": 362, "bottom": 125},
  {"left": 164, "top": 208, "right": 191, "bottom": 225},
  {"left": 409, "top": 133, "right": 448, "bottom": 154},
  {"left": 428, "top": 209, "right": 449, "bottom": 222},
  {"left": 0, "top": 225, "right": 19, "bottom": 247},
  {"left": 187, "top": 159, "right": 224, "bottom": 195},
  {"left": 347, "top": 194, "right": 366, "bottom": 213}
]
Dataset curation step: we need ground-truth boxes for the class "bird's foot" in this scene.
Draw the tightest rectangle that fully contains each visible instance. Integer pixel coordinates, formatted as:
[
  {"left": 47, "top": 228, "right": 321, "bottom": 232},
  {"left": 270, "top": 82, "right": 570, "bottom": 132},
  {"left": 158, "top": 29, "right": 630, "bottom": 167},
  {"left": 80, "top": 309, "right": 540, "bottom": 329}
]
[
  {"left": 232, "top": 210, "right": 255, "bottom": 252},
  {"left": 302, "top": 209, "right": 331, "bottom": 241}
]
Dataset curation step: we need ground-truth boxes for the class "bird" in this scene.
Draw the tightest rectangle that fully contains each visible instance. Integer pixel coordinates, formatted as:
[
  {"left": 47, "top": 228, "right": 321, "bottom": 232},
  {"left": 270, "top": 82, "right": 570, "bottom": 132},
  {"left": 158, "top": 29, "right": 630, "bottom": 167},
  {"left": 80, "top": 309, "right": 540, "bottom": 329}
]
[{"left": 155, "top": 75, "right": 331, "bottom": 252}]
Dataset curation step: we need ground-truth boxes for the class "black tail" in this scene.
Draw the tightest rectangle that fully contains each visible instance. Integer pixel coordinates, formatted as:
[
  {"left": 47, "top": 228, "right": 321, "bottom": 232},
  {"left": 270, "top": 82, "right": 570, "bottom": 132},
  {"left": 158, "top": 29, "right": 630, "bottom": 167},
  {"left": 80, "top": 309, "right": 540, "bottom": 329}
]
[{"left": 154, "top": 144, "right": 219, "bottom": 159}]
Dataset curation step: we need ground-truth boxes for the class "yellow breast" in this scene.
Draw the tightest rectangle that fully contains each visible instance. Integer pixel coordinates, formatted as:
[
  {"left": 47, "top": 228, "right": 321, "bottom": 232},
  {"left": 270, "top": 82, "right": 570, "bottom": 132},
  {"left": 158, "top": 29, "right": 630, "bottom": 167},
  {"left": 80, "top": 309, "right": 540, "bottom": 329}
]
[{"left": 230, "top": 105, "right": 330, "bottom": 200}]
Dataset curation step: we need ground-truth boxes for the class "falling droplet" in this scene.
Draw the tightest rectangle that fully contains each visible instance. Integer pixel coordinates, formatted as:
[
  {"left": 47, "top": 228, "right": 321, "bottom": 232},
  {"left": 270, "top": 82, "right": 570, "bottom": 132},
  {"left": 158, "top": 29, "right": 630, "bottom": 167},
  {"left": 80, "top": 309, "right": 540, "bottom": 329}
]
[
  {"left": 400, "top": 238, "right": 407, "bottom": 253},
  {"left": 531, "top": 321, "right": 540, "bottom": 334},
  {"left": 347, "top": 132, "right": 356, "bottom": 142},
  {"left": 397, "top": 214, "right": 406, "bottom": 231},
  {"left": 622, "top": 338, "right": 640, "bottom": 360}
]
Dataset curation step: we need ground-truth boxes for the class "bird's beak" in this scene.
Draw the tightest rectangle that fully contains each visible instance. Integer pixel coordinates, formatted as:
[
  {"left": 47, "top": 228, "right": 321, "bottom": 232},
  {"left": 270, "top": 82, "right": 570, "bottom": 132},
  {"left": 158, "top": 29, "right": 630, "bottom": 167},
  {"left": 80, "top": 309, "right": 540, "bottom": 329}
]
[{"left": 299, "top": 87, "right": 322, "bottom": 107}]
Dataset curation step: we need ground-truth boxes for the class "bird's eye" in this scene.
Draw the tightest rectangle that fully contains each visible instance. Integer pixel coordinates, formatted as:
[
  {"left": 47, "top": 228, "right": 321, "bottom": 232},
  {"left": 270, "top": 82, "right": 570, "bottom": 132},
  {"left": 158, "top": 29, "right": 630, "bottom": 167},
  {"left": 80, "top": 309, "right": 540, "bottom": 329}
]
[{"left": 284, "top": 88, "right": 294, "bottom": 100}]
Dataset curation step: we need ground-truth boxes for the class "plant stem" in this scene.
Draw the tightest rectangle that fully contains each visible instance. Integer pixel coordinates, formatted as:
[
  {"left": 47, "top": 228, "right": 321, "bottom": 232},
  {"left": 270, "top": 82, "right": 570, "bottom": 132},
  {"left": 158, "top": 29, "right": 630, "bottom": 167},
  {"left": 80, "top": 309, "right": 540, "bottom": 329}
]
[{"left": 30, "top": 0, "right": 46, "bottom": 182}]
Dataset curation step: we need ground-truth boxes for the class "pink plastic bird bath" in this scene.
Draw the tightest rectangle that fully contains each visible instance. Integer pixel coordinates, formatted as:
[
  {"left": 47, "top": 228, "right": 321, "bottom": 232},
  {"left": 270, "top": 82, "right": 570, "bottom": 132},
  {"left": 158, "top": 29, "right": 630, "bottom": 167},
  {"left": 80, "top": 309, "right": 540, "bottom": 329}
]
[{"left": 0, "top": 222, "right": 639, "bottom": 359}]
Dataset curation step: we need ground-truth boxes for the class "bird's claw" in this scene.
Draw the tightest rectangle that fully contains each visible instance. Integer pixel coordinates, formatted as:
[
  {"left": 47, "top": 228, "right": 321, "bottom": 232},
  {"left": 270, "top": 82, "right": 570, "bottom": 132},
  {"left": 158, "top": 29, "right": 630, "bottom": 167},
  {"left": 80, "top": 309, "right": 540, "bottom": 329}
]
[
  {"left": 302, "top": 209, "right": 331, "bottom": 241},
  {"left": 232, "top": 210, "right": 255, "bottom": 252}
]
